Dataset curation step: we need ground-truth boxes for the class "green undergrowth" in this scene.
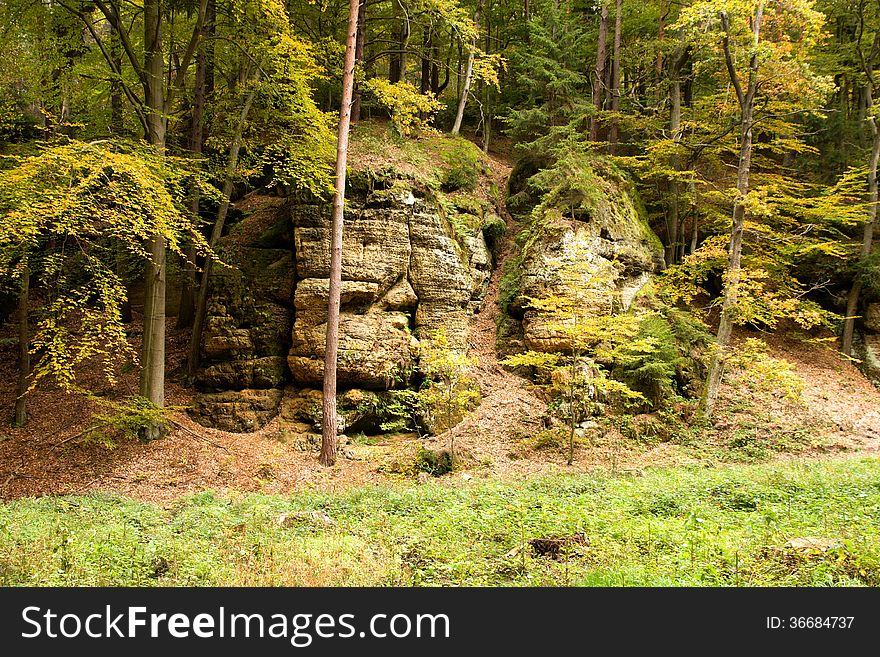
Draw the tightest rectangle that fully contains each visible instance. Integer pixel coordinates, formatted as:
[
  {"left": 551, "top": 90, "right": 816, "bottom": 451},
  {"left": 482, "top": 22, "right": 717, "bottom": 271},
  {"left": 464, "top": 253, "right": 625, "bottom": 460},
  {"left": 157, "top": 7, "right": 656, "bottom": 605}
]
[{"left": 2, "top": 459, "right": 879, "bottom": 586}]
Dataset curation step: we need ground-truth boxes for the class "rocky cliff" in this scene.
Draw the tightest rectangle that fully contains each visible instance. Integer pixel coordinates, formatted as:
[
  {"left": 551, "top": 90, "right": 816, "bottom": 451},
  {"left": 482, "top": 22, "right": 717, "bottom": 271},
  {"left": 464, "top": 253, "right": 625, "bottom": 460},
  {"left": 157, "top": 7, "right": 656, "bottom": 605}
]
[
  {"left": 500, "top": 157, "right": 664, "bottom": 355},
  {"left": 190, "top": 169, "right": 494, "bottom": 437}
]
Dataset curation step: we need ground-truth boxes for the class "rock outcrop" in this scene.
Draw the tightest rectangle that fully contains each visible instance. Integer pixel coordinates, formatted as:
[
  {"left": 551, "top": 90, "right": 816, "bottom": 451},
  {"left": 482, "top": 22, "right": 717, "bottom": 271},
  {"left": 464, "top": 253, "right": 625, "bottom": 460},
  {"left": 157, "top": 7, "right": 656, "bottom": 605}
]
[
  {"left": 501, "top": 158, "right": 664, "bottom": 354},
  {"left": 189, "top": 171, "right": 492, "bottom": 434},
  {"left": 854, "top": 302, "right": 880, "bottom": 386}
]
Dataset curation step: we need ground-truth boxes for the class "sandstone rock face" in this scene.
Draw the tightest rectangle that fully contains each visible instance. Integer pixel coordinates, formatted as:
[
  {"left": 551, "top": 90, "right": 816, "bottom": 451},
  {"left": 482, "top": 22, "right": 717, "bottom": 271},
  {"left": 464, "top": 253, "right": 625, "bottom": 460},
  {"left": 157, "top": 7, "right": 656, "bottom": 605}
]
[
  {"left": 286, "top": 179, "right": 490, "bottom": 390},
  {"left": 855, "top": 304, "right": 880, "bottom": 385},
  {"left": 189, "top": 175, "right": 492, "bottom": 434},
  {"left": 505, "top": 163, "right": 663, "bottom": 354},
  {"left": 863, "top": 303, "right": 880, "bottom": 333},
  {"left": 190, "top": 388, "right": 284, "bottom": 433}
]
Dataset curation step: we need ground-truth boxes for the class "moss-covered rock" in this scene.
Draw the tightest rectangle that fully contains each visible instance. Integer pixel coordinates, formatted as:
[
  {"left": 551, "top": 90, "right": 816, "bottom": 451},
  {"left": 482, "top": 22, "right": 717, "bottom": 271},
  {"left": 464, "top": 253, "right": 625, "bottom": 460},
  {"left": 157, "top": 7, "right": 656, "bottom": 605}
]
[
  {"left": 503, "top": 156, "right": 664, "bottom": 353},
  {"left": 192, "top": 129, "right": 499, "bottom": 435}
]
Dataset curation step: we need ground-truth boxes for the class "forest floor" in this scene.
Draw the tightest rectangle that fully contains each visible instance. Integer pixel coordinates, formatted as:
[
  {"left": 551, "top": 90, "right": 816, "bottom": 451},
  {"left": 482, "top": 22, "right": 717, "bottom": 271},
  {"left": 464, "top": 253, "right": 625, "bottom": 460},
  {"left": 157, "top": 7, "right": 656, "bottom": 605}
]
[{"left": 1, "top": 151, "right": 880, "bottom": 507}]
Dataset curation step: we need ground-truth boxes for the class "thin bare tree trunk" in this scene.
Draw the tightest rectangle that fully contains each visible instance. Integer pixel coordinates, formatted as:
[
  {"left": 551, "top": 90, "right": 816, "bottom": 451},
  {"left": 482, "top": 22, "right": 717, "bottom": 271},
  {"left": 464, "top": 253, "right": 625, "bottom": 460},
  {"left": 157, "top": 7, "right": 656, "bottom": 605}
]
[
  {"left": 452, "top": 1, "right": 482, "bottom": 135},
  {"left": 590, "top": 4, "right": 608, "bottom": 141},
  {"left": 139, "top": 0, "right": 168, "bottom": 439},
  {"left": 352, "top": 0, "right": 368, "bottom": 123},
  {"left": 14, "top": 266, "right": 29, "bottom": 427},
  {"left": 608, "top": 0, "right": 622, "bottom": 153},
  {"left": 178, "top": 28, "right": 210, "bottom": 330},
  {"left": 322, "top": 0, "right": 361, "bottom": 467},
  {"left": 665, "top": 46, "right": 689, "bottom": 266},
  {"left": 701, "top": 6, "right": 764, "bottom": 419},
  {"left": 842, "top": 110, "right": 880, "bottom": 354},
  {"left": 421, "top": 28, "right": 432, "bottom": 95},
  {"left": 188, "top": 75, "right": 260, "bottom": 379},
  {"left": 110, "top": 24, "right": 124, "bottom": 135}
]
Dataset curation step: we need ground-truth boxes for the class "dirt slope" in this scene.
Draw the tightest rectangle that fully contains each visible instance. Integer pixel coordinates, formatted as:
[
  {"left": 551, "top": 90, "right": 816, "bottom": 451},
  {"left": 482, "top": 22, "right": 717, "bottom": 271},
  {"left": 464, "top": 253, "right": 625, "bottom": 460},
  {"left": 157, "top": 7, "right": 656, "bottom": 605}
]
[{"left": 1, "top": 155, "right": 879, "bottom": 504}]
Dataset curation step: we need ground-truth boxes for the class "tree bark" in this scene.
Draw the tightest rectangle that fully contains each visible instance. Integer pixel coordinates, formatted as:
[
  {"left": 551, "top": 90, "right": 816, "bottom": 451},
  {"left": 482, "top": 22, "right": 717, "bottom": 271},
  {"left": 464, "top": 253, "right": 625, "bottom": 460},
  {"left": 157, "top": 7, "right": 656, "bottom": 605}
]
[
  {"left": 664, "top": 46, "right": 689, "bottom": 266},
  {"left": 110, "top": 23, "right": 124, "bottom": 135},
  {"left": 701, "top": 6, "right": 764, "bottom": 420},
  {"left": 842, "top": 20, "right": 880, "bottom": 355},
  {"left": 842, "top": 103, "right": 880, "bottom": 355},
  {"left": 14, "top": 265, "right": 29, "bottom": 427},
  {"left": 420, "top": 28, "right": 432, "bottom": 95},
  {"left": 608, "top": 0, "right": 622, "bottom": 153},
  {"left": 590, "top": 4, "right": 609, "bottom": 142},
  {"left": 351, "top": 0, "right": 367, "bottom": 123},
  {"left": 177, "top": 22, "right": 210, "bottom": 330},
  {"left": 389, "top": 2, "right": 409, "bottom": 83},
  {"left": 452, "top": 1, "right": 482, "bottom": 135},
  {"left": 188, "top": 76, "right": 260, "bottom": 379},
  {"left": 322, "top": 0, "right": 361, "bottom": 467},
  {"left": 139, "top": 0, "right": 168, "bottom": 439}
]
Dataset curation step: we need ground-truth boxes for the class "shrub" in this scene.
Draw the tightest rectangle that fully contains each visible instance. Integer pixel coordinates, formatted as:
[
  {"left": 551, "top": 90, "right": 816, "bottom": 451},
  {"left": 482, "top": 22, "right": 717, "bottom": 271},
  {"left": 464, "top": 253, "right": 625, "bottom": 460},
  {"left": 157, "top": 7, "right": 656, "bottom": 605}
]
[
  {"left": 438, "top": 139, "right": 482, "bottom": 192},
  {"left": 414, "top": 447, "right": 454, "bottom": 476},
  {"left": 363, "top": 79, "right": 442, "bottom": 137}
]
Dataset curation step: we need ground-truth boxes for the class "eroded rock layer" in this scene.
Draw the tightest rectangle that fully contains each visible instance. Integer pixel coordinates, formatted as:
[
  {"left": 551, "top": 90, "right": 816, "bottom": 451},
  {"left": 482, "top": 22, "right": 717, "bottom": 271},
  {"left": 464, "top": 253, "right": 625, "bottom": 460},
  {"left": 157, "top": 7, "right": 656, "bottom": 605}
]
[
  {"left": 190, "top": 174, "right": 491, "bottom": 433},
  {"left": 501, "top": 160, "right": 664, "bottom": 354}
]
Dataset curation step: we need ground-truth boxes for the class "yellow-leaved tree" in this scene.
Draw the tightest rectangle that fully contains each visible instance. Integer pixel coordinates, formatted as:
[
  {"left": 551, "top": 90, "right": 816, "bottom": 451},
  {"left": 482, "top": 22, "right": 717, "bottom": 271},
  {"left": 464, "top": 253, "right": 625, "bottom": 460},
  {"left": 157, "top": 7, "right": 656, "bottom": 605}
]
[{"left": 674, "top": 0, "right": 831, "bottom": 418}]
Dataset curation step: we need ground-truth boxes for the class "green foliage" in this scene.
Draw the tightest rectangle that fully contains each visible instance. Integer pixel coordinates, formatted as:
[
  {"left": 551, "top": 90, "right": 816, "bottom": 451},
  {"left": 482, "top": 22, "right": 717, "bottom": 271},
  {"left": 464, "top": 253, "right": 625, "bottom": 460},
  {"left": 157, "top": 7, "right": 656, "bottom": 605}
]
[
  {"left": 3, "top": 459, "right": 880, "bottom": 586},
  {"left": 481, "top": 213, "right": 507, "bottom": 255},
  {"left": 437, "top": 138, "right": 483, "bottom": 192},
  {"left": 0, "top": 140, "right": 217, "bottom": 390},
  {"left": 498, "top": 252, "right": 524, "bottom": 315},
  {"left": 86, "top": 396, "right": 171, "bottom": 447},
  {"left": 413, "top": 447, "right": 454, "bottom": 476},
  {"left": 363, "top": 79, "right": 443, "bottom": 138},
  {"left": 615, "top": 310, "right": 713, "bottom": 406},
  {"left": 205, "top": 5, "right": 335, "bottom": 199},
  {"left": 659, "top": 234, "right": 841, "bottom": 332},
  {"left": 728, "top": 338, "right": 806, "bottom": 405},
  {"left": 416, "top": 330, "right": 479, "bottom": 443},
  {"left": 854, "top": 249, "right": 880, "bottom": 296}
]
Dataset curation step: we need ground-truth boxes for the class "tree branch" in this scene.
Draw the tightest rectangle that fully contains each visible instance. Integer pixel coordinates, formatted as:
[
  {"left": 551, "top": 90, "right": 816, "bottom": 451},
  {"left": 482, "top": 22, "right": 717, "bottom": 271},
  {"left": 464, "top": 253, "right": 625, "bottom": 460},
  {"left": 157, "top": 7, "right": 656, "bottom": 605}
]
[{"left": 720, "top": 10, "right": 745, "bottom": 109}]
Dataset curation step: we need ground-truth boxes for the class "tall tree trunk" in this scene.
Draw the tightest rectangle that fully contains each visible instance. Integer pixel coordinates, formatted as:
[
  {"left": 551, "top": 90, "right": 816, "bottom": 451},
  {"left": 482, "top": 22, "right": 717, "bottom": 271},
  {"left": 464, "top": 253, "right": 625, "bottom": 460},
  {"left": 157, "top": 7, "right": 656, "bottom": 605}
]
[
  {"left": 322, "top": 0, "right": 361, "bottom": 467},
  {"left": 139, "top": 0, "right": 168, "bottom": 439},
  {"left": 590, "top": 4, "right": 609, "bottom": 142},
  {"left": 608, "top": 0, "right": 622, "bottom": 153},
  {"left": 177, "top": 19, "right": 210, "bottom": 330},
  {"left": 188, "top": 76, "right": 260, "bottom": 379},
  {"left": 351, "top": 0, "right": 368, "bottom": 122},
  {"left": 481, "top": 19, "right": 492, "bottom": 152},
  {"left": 389, "top": 2, "right": 409, "bottom": 83},
  {"left": 433, "top": 40, "right": 451, "bottom": 96},
  {"left": 665, "top": 46, "right": 689, "bottom": 267},
  {"left": 452, "top": 1, "right": 482, "bottom": 135},
  {"left": 842, "top": 94, "right": 880, "bottom": 355},
  {"left": 420, "top": 28, "right": 432, "bottom": 95},
  {"left": 701, "top": 6, "right": 763, "bottom": 419},
  {"left": 665, "top": 79, "right": 681, "bottom": 267},
  {"left": 656, "top": 1, "right": 667, "bottom": 93},
  {"left": 14, "top": 266, "right": 29, "bottom": 427}
]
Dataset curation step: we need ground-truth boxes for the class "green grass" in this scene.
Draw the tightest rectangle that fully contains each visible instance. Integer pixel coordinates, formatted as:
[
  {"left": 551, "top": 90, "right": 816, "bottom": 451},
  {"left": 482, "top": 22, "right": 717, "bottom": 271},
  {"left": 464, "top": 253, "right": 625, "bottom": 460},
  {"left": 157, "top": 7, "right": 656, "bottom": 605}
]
[{"left": 1, "top": 458, "right": 879, "bottom": 586}]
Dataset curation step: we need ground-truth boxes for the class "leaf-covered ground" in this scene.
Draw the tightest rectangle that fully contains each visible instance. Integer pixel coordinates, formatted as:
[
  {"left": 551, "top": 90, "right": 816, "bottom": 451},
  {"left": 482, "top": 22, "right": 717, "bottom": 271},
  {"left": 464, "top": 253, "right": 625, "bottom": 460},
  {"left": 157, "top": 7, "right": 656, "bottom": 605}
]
[{"left": 2, "top": 458, "right": 878, "bottom": 586}]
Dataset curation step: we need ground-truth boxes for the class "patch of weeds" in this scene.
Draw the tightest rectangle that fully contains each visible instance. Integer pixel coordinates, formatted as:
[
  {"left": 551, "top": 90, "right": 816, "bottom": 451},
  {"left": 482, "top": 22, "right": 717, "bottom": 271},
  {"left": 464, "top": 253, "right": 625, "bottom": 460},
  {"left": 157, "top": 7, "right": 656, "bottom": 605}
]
[
  {"left": 637, "top": 491, "right": 686, "bottom": 517},
  {"left": 414, "top": 447, "right": 454, "bottom": 476},
  {"left": 437, "top": 138, "right": 482, "bottom": 192},
  {"left": 348, "top": 433, "right": 382, "bottom": 446},
  {"left": 531, "top": 428, "right": 566, "bottom": 450},
  {"left": 708, "top": 482, "right": 762, "bottom": 511}
]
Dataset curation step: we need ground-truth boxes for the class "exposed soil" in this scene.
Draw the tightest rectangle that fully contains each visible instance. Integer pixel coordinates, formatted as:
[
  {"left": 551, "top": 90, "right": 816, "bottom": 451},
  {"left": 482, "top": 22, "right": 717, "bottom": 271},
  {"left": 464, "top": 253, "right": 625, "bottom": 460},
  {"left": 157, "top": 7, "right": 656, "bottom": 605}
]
[{"left": 2, "top": 158, "right": 880, "bottom": 505}]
